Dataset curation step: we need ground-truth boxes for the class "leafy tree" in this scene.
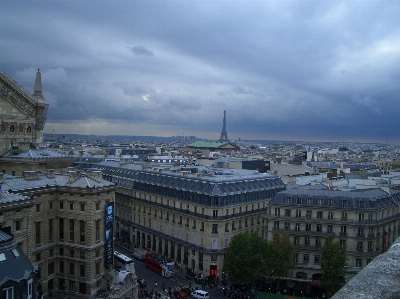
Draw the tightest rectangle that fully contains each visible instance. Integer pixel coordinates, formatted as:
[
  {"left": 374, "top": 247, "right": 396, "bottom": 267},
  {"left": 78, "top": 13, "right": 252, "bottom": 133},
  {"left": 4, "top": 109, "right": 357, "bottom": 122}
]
[
  {"left": 223, "top": 231, "right": 267, "bottom": 285},
  {"left": 264, "top": 233, "right": 295, "bottom": 292},
  {"left": 320, "top": 236, "right": 347, "bottom": 296}
]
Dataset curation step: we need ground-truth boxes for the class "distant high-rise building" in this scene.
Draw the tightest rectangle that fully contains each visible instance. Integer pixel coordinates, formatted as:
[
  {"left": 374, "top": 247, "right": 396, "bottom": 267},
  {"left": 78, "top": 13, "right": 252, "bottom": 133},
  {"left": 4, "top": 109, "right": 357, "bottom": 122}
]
[{"left": 219, "top": 110, "right": 229, "bottom": 142}]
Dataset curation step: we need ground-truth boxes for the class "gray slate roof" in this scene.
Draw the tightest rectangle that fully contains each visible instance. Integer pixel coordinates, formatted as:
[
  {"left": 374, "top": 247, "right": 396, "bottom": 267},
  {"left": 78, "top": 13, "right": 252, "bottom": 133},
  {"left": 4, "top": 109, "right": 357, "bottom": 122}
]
[
  {"left": 272, "top": 188, "right": 400, "bottom": 210},
  {"left": 0, "top": 230, "right": 35, "bottom": 286}
]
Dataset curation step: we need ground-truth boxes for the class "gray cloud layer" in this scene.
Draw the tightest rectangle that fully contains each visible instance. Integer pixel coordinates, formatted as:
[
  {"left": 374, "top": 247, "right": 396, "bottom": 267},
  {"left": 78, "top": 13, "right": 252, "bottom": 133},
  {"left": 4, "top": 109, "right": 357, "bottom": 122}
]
[{"left": 1, "top": 0, "right": 400, "bottom": 143}]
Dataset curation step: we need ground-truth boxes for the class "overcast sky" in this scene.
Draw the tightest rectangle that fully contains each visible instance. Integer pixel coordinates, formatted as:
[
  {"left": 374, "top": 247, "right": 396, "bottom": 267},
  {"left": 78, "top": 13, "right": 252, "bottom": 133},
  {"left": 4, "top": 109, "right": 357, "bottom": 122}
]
[{"left": 1, "top": 1, "right": 400, "bottom": 143}]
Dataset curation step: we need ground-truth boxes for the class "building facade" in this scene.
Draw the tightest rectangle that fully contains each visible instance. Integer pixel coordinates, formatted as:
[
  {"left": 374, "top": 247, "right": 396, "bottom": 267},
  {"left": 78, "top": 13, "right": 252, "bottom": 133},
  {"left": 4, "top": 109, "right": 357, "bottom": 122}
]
[
  {"left": 264, "top": 188, "right": 400, "bottom": 286},
  {"left": 99, "top": 163, "right": 285, "bottom": 279},
  {"left": 0, "top": 69, "right": 48, "bottom": 155},
  {"left": 0, "top": 169, "right": 117, "bottom": 297}
]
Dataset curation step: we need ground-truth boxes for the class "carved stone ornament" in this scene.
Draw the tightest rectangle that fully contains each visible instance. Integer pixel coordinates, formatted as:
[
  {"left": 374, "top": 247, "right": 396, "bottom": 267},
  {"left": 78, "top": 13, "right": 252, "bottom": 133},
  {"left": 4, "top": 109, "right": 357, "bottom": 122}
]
[{"left": 0, "top": 76, "right": 36, "bottom": 116}]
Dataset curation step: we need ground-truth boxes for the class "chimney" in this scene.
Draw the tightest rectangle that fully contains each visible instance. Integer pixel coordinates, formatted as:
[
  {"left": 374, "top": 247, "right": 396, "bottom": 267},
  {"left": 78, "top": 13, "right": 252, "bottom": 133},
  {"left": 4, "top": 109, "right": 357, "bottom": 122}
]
[
  {"left": 46, "top": 169, "right": 55, "bottom": 178},
  {"left": 24, "top": 170, "right": 40, "bottom": 180},
  {"left": 86, "top": 170, "right": 102, "bottom": 181},
  {"left": 68, "top": 170, "right": 80, "bottom": 181}
]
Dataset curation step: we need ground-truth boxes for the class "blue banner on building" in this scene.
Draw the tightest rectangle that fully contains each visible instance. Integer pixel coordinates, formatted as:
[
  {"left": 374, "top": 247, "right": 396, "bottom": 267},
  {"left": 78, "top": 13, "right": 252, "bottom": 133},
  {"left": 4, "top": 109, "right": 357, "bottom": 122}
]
[{"left": 105, "top": 202, "right": 114, "bottom": 268}]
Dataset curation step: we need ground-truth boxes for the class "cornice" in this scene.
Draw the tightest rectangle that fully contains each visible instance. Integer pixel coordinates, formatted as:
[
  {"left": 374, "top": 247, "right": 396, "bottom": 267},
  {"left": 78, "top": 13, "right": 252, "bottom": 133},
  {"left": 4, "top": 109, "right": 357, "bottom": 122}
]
[{"left": 0, "top": 70, "right": 37, "bottom": 117}]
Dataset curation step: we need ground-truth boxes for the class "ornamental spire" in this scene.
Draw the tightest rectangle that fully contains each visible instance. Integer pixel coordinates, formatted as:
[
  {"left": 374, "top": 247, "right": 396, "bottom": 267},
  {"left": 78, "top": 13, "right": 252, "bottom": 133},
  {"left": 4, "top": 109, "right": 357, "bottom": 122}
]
[{"left": 33, "top": 69, "right": 43, "bottom": 98}]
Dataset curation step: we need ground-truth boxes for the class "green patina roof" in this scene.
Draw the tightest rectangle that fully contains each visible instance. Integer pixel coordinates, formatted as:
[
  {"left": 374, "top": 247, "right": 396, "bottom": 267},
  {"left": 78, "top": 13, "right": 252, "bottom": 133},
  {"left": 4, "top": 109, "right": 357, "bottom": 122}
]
[{"left": 187, "top": 141, "right": 231, "bottom": 148}]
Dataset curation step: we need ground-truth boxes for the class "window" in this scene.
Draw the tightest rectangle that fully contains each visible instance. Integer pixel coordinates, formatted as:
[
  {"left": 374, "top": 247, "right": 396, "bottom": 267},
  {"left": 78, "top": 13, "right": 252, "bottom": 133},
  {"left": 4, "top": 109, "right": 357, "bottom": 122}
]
[
  {"left": 303, "top": 253, "right": 309, "bottom": 263},
  {"left": 296, "top": 197, "right": 302, "bottom": 205},
  {"left": 16, "top": 220, "right": 21, "bottom": 231},
  {"left": 328, "top": 211, "right": 333, "bottom": 219},
  {"left": 201, "top": 222, "right": 204, "bottom": 231},
  {"left": 50, "top": 248, "right": 54, "bottom": 257},
  {"left": 318, "top": 199, "right": 323, "bottom": 206},
  {"left": 296, "top": 210, "right": 301, "bottom": 218},
  {"left": 340, "top": 226, "right": 347, "bottom": 235},
  {"left": 70, "top": 202, "right": 74, "bottom": 210},
  {"left": 307, "top": 198, "right": 312, "bottom": 205},
  {"left": 59, "top": 247, "right": 64, "bottom": 256},
  {"left": 359, "top": 213, "right": 365, "bottom": 223},
  {"left": 225, "top": 223, "right": 229, "bottom": 232},
  {"left": 231, "top": 221, "right": 235, "bottom": 231},
  {"left": 294, "top": 236, "right": 299, "bottom": 245},
  {"left": 96, "top": 262, "right": 100, "bottom": 275},
  {"left": 317, "top": 211, "right": 323, "bottom": 220},
  {"left": 274, "top": 221, "right": 280, "bottom": 229},
  {"left": 274, "top": 208, "right": 280, "bottom": 216},
  {"left": 3, "top": 286, "right": 14, "bottom": 299},
  {"left": 69, "top": 263, "right": 75, "bottom": 275},
  {"left": 315, "top": 238, "right": 321, "bottom": 247},
  {"left": 295, "top": 223, "right": 300, "bottom": 231},
  {"left": 305, "top": 237, "right": 310, "bottom": 246},
  {"left": 368, "top": 241, "right": 373, "bottom": 252},
  {"left": 358, "top": 227, "right": 364, "bottom": 237},
  {"left": 342, "top": 200, "right": 348, "bottom": 208},
  {"left": 328, "top": 199, "right": 334, "bottom": 207},
  {"left": 96, "top": 202, "right": 100, "bottom": 210},
  {"left": 357, "top": 241, "right": 363, "bottom": 252},
  {"left": 69, "top": 220, "right": 74, "bottom": 241},
  {"left": 340, "top": 239, "right": 346, "bottom": 247},
  {"left": 286, "top": 197, "right": 292, "bottom": 204},
  {"left": 49, "top": 219, "right": 53, "bottom": 240},
  {"left": 284, "top": 222, "right": 290, "bottom": 230},
  {"left": 213, "top": 210, "right": 218, "bottom": 218},
  {"left": 212, "top": 224, "right": 218, "bottom": 234},
  {"left": 80, "top": 265, "right": 85, "bottom": 277},
  {"left": 193, "top": 220, "right": 196, "bottom": 229},
  {"left": 36, "top": 204, "right": 41, "bottom": 212},
  {"left": 35, "top": 222, "right": 41, "bottom": 244},
  {"left": 359, "top": 201, "right": 365, "bottom": 209},
  {"left": 306, "top": 223, "right": 312, "bottom": 231},
  {"left": 60, "top": 201, "right": 64, "bottom": 209},
  {"left": 306, "top": 210, "right": 311, "bottom": 219},
  {"left": 327, "top": 225, "right": 333, "bottom": 233},
  {"left": 80, "top": 251, "right": 85, "bottom": 259},
  {"left": 80, "top": 203, "right": 85, "bottom": 211},
  {"left": 80, "top": 221, "right": 85, "bottom": 242},
  {"left": 48, "top": 262, "right": 55, "bottom": 274},
  {"left": 356, "top": 258, "right": 362, "bottom": 267},
  {"left": 285, "top": 209, "right": 291, "bottom": 217},
  {"left": 341, "top": 212, "right": 347, "bottom": 221},
  {"left": 59, "top": 261, "right": 64, "bottom": 273},
  {"left": 316, "top": 224, "right": 322, "bottom": 232},
  {"left": 95, "top": 220, "right": 100, "bottom": 241},
  {"left": 314, "top": 255, "right": 320, "bottom": 264},
  {"left": 70, "top": 249, "right": 75, "bottom": 257}
]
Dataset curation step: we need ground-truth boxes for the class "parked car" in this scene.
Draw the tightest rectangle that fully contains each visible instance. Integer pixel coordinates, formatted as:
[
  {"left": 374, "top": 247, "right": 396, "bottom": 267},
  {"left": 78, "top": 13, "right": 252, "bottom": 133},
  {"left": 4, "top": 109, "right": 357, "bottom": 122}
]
[
  {"left": 173, "top": 288, "right": 188, "bottom": 299},
  {"left": 191, "top": 290, "right": 209, "bottom": 299}
]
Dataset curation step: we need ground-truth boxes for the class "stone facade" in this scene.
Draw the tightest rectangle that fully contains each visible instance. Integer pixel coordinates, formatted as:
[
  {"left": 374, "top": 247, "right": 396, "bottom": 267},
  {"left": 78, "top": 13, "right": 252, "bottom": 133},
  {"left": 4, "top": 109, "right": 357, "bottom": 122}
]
[
  {"left": 99, "top": 163, "right": 285, "bottom": 280},
  {"left": 0, "top": 69, "right": 48, "bottom": 155},
  {"left": 0, "top": 170, "right": 117, "bottom": 297},
  {"left": 264, "top": 187, "right": 400, "bottom": 288}
]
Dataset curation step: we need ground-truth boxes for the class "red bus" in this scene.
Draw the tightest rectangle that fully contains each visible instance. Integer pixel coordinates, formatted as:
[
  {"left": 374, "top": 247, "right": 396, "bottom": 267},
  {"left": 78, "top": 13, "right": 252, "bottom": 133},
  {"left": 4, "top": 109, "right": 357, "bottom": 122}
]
[{"left": 145, "top": 251, "right": 175, "bottom": 277}]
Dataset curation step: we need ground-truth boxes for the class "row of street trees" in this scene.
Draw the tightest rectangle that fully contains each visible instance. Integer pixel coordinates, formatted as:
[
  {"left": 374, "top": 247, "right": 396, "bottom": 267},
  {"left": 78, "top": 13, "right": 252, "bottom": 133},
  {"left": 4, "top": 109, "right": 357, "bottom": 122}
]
[{"left": 223, "top": 232, "right": 347, "bottom": 297}]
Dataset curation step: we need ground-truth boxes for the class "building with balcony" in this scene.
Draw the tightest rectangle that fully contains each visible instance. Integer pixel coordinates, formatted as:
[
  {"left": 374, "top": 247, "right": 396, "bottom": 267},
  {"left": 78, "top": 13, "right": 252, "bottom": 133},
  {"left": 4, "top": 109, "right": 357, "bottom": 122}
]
[
  {"left": 98, "top": 162, "right": 285, "bottom": 279},
  {"left": 264, "top": 187, "right": 400, "bottom": 288}
]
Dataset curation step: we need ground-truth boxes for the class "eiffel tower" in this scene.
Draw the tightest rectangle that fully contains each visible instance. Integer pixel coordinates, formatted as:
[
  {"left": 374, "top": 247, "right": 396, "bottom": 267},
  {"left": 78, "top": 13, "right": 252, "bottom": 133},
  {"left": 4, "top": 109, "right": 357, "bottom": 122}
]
[{"left": 219, "top": 110, "right": 229, "bottom": 142}]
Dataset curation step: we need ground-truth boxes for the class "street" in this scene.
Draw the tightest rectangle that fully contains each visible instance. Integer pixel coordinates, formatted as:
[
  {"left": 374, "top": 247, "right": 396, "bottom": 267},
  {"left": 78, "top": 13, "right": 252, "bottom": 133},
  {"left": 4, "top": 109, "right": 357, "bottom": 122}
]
[{"left": 115, "top": 244, "right": 224, "bottom": 298}]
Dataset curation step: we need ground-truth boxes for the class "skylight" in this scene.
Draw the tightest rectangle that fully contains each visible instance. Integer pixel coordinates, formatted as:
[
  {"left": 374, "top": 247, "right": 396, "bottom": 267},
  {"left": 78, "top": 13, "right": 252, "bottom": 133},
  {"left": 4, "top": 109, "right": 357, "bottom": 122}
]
[{"left": 12, "top": 249, "right": 19, "bottom": 258}]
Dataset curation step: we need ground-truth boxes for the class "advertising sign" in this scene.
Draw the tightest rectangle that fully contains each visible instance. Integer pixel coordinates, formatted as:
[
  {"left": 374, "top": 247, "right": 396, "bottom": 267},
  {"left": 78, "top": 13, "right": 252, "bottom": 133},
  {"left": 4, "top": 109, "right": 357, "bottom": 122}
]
[{"left": 105, "top": 202, "right": 114, "bottom": 268}]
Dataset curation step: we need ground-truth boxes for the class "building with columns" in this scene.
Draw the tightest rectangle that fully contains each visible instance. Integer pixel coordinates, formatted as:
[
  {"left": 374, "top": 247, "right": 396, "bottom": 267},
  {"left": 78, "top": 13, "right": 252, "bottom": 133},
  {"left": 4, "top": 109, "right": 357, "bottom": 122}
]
[{"left": 97, "top": 162, "right": 285, "bottom": 279}]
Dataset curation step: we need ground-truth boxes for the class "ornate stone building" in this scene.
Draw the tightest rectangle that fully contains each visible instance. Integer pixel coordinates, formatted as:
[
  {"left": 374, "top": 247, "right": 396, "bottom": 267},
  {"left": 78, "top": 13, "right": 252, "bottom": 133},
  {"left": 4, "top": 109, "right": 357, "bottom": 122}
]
[
  {"left": 264, "top": 187, "right": 400, "bottom": 289},
  {"left": 97, "top": 162, "right": 285, "bottom": 279},
  {"left": 0, "top": 69, "right": 48, "bottom": 155},
  {"left": 0, "top": 169, "right": 117, "bottom": 297}
]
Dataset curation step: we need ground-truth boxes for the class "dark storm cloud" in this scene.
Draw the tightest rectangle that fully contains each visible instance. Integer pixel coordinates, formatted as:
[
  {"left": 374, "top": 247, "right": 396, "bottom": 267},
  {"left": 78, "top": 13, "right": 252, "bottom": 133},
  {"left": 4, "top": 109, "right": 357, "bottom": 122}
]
[
  {"left": 130, "top": 46, "right": 154, "bottom": 56},
  {"left": 1, "top": 0, "right": 400, "bottom": 142}
]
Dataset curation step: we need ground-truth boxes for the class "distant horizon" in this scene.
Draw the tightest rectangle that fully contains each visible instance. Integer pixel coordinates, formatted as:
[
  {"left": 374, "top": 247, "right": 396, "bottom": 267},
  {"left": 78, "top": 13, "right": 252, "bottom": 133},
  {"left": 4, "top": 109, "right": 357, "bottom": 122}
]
[{"left": 43, "top": 132, "right": 396, "bottom": 146}]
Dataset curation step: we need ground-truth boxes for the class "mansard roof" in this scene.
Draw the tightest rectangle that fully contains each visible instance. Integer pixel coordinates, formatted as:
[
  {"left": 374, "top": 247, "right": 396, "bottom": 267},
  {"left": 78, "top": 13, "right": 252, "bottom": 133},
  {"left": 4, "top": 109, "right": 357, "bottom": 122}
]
[
  {"left": 99, "top": 164, "right": 285, "bottom": 196},
  {"left": 1, "top": 170, "right": 116, "bottom": 192},
  {"left": 272, "top": 188, "right": 400, "bottom": 210},
  {"left": 186, "top": 141, "right": 240, "bottom": 150},
  {"left": 0, "top": 229, "right": 35, "bottom": 286}
]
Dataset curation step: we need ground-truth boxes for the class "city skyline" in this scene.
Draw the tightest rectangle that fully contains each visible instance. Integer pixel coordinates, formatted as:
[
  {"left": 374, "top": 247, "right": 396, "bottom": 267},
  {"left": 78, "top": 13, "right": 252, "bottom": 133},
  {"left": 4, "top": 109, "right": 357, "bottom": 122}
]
[{"left": 1, "top": 1, "right": 400, "bottom": 144}]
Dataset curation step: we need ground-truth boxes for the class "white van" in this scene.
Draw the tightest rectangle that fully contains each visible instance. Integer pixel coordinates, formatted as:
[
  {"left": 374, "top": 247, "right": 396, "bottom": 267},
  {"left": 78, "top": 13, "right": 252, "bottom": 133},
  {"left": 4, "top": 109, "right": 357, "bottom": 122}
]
[{"left": 191, "top": 290, "right": 209, "bottom": 299}]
